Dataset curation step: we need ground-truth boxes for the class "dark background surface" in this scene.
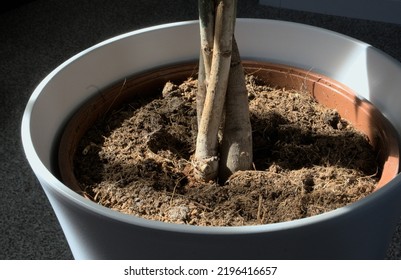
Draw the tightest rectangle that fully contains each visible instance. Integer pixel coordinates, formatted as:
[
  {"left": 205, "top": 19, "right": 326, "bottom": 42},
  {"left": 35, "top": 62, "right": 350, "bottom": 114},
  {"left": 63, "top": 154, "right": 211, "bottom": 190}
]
[
  {"left": 1, "top": 0, "right": 400, "bottom": 259},
  {"left": 1, "top": 0, "right": 35, "bottom": 13}
]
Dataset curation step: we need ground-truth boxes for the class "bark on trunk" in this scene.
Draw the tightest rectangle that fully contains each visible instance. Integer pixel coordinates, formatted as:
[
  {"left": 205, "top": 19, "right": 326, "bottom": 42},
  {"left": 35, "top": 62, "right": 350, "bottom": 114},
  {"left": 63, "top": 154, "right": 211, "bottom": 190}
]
[
  {"left": 218, "top": 37, "right": 253, "bottom": 182},
  {"left": 194, "top": 0, "right": 236, "bottom": 181},
  {"left": 197, "top": 0, "right": 215, "bottom": 125},
  {"left": 195, "top": 0, "right": 251, "bottom": 182}
]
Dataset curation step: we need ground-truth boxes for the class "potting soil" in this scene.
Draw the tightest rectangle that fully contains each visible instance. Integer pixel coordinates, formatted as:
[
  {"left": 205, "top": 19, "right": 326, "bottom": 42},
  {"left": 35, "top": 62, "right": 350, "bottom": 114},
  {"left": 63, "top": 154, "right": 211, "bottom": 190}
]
[{"left": 73, "top": 75, "right": 378, "bottom": 226}]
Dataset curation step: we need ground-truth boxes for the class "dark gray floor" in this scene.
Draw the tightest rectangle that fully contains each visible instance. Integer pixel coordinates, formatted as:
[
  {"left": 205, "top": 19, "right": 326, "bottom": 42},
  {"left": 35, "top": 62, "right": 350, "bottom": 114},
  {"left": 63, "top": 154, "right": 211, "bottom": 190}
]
[{"left": 1, "top": 0, "right": 400, "bottom": 259}]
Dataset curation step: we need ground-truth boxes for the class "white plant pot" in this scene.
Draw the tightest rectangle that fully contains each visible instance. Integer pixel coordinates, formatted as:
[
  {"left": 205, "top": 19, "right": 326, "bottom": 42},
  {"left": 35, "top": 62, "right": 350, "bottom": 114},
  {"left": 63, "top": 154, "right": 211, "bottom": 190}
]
[{"left": 22, "top": 19, "right": 401, "bottom": 259}]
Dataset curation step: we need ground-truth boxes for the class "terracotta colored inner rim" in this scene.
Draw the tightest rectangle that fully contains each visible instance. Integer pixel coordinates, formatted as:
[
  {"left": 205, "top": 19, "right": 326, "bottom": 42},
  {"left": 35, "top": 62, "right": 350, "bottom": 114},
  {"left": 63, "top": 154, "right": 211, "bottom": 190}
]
[{"left": 58, "top": 61, "right": 400, "bottom": 194}]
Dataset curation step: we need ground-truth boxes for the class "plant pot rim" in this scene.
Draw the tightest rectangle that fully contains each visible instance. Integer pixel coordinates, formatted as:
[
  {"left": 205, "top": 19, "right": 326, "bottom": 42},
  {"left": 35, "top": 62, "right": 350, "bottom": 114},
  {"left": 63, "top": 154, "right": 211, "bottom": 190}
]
[{"left": 22, "top": 19, "right": 401, "bottom": 235}]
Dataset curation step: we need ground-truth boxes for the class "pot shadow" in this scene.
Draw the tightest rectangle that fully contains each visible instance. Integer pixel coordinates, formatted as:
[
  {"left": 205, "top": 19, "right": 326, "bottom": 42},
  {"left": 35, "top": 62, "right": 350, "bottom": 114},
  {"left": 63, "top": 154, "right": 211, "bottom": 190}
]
[
  {"left": 251, "top": 111, "right": 379, "bottom": 177},
  {"left": 68, "top": 94, "right": 160, "bottom": 189}
]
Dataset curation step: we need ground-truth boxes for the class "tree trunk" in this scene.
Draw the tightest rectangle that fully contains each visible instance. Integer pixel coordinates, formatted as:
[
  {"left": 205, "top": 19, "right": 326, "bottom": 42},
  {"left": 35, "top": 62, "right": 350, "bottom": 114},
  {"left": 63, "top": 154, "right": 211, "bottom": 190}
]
[
  {"left": 218, "top": 37, "right": 253, "bottom": 182},
  {"left": 197, "top": 0, "right": 215, "bottom": 126},
  {"left": 195, "top": 0, "right": 252, "bottom": 182}
]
